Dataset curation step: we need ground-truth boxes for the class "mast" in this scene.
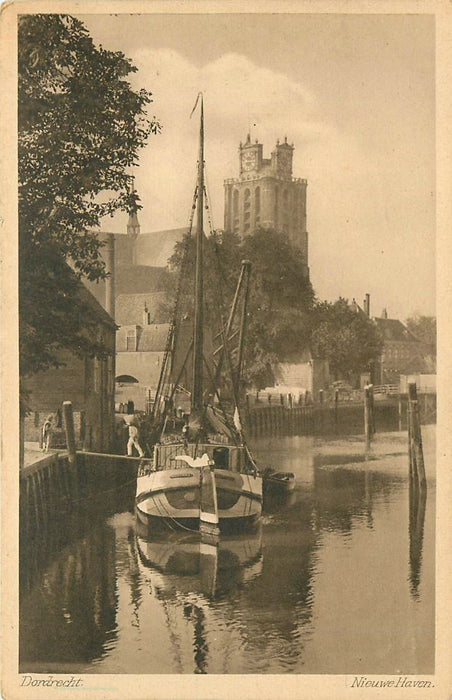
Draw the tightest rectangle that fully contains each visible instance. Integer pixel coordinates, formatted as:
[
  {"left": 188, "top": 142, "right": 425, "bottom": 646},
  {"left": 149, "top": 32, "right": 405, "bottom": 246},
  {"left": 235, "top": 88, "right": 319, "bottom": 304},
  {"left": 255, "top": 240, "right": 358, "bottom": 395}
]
[
  {"left": 236, "top": 260, "right": 252, "bottom": 395},
  {"left": 192, "top": 95, "right": 204, "bottom": 413}
]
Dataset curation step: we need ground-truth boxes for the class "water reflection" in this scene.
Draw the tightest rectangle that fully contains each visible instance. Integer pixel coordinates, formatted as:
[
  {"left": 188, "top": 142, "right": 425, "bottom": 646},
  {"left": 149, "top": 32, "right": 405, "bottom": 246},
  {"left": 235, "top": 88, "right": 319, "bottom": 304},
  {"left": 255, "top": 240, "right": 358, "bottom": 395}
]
[
  {"left": 136, "top": 527, "right": 263, "bottom": 600},
  {"left": 20, "top": 525, "right": 118, "bottom": 670},
  {"left": 19, "top": 431, "right": 435, "bottom": 674},
  {"left": 135, "top": 528, "right": 264, "bottom": 673},
  {"left": 409, "top": 483, "right": 427, "bottom": 599}
]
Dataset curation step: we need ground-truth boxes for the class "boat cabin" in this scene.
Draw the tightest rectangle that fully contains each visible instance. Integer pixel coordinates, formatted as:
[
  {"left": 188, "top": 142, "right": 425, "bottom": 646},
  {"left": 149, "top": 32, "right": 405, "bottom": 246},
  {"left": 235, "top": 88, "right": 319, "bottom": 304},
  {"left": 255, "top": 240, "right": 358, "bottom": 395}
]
[{"left": 154, "top": 442, "right": 255, "bottom": 474}]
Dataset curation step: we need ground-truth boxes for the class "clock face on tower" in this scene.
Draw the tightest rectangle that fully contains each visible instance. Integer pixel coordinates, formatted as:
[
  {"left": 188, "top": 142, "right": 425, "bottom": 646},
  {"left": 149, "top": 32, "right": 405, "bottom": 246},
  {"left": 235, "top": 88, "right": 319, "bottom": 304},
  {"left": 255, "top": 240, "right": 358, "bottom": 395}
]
[{"left": 242, "top": 150, "right": 256, "bottom": 172}]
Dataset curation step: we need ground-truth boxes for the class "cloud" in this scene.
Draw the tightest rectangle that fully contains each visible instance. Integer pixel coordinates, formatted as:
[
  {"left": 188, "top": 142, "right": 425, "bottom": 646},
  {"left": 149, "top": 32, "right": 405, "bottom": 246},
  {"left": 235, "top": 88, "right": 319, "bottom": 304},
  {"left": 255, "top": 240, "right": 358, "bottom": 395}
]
[
  {"left": 98, "top": 47, "right": 434, "bottom": 318},
  {"left": 113, "top": 48, "right": 353, "bottom": 232}
]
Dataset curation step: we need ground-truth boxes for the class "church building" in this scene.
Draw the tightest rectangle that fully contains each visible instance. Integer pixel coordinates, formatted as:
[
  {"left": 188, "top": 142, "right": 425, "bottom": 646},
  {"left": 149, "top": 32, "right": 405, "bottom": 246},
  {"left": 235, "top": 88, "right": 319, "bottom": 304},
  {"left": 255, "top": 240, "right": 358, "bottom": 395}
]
[{"left": 224, "top": 134, "right": 309, "bottom": 278}]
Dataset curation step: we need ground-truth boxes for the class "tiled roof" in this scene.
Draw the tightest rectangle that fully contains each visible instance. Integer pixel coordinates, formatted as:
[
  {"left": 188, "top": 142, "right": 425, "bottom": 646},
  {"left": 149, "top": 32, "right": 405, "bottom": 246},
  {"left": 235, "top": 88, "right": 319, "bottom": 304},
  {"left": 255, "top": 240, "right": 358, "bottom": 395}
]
[
  {"left": 77, "top": 279, "right": 116, "bottom": 328},
  {"left": 374, "top": 318, "right": 420, "bottom": 343},
  {"left": 116, "top": 292, "right": 170, "bottom": 326},
  {"left": 134, "top": 228, "right": 188, "bottom": 267},
  {"left": 138, "top": 324, "right": 171, "bottom": 351},
  {"left": 116, "top": 323, "right": 170, "bottom": 352},
  {"left": 102, "top": 228, "right": 187, "bottom": 267},
  {"left": 115, "top": 264, "right": 173, "bottom": 295}
]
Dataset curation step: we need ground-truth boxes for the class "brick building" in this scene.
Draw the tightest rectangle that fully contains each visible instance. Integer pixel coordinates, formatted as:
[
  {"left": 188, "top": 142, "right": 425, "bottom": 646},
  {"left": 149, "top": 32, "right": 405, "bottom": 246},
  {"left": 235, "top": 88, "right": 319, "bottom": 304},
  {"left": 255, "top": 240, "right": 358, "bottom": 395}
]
[
  {"left": 23, "top": 282, "right": 116, "bottom": 453},
  {"left": 224, "top": 134, "right": 309, "bottom": 278},
  {"left": 373, "top": 313, "right": 433, "bottom": 385},
  {"left": 350, "top": 296, "right": 434, "bottom": 385}
]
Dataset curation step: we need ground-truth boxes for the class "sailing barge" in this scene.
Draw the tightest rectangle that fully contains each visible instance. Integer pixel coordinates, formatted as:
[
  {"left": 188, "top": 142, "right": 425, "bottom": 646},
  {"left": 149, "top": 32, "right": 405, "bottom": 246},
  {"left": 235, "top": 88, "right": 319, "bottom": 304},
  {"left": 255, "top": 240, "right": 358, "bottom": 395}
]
[{"left": 135, "top": 96, "right": 263, "bottom": 537}]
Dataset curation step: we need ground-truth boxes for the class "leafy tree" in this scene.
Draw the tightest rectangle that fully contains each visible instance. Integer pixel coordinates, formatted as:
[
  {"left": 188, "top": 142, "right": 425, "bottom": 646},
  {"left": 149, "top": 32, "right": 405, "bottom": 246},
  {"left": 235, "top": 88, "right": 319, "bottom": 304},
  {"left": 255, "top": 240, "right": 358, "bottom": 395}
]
[
  {"left": 19, "top": 14, "right": 160, "bottom": 377},
  {"left": 406, "top": 314, "right": 436, "bottom": 350},
  {"left": 166, "top": 228, "right": 242, "bottom": 327},
  {"left": 240, "top": 229, "right": 314, "bottom": 387},
  {"left": 310, "top": 298, "right": 383, "bottom": 383},
  {"left": 166, "top": 227, "right": 314, "bottom": 389}
]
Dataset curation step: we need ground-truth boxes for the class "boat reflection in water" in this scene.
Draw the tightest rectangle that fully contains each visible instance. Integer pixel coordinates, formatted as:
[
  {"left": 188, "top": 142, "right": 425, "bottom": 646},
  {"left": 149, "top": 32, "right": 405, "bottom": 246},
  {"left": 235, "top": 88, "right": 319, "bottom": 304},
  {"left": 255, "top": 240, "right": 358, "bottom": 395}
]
[
  {"left": 135, "top": 522, "right": 263, "bottom": 600},
  {"left": 135, "top": 524, "right": 263, "bottom": 674}
]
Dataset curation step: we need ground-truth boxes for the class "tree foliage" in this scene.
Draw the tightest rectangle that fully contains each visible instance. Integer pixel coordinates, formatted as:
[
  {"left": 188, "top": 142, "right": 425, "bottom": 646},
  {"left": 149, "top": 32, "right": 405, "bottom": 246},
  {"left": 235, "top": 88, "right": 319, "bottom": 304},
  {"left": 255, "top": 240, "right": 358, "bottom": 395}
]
[
  {"left": 240, "top": 229, "right": 314, "bottom": 386},
  {"left": 406, "top": 314, "right": 436, "bottom": 350},
  {"left": 19, "top": 14, "right": 160, "bottom": 376},
  {"left": 310, "top": 298, "right": 383, "bottom": 382},
  {"left": 167, "top": 227, "right": 314, "bottom": 388}
]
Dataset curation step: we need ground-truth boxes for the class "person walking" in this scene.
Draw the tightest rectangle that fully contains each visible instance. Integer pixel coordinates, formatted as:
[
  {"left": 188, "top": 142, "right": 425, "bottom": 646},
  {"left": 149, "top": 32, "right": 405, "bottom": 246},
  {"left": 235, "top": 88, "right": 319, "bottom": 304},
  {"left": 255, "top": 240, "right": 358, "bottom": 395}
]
[{"left": 125, "top": 419, "right": 144, "bottom": 457}]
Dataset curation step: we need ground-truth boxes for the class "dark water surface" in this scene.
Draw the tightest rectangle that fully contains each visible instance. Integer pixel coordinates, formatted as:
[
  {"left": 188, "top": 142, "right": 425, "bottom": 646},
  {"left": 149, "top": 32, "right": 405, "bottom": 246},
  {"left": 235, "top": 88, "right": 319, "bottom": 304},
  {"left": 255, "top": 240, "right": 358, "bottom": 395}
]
[{"left": 20, "top": 428, "right": 435, "bottom": 674}]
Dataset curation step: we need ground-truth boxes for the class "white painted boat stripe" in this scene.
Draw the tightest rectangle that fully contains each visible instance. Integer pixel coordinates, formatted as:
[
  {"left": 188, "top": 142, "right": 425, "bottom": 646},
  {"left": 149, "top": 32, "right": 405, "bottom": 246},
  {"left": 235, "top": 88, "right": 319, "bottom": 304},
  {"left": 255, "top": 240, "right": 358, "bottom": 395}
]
[
  {"left": 200, "top": 511, "right": 219, "bottom": 524},
  {"left": 200, "top": 542, "right": 218, "bottom": 555}
]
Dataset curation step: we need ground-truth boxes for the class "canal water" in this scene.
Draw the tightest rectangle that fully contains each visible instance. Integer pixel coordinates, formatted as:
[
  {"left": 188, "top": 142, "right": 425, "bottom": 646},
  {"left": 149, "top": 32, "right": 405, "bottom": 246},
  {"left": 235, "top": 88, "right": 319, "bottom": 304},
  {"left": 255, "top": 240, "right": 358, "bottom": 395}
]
[{"left": 19, "top": 427, "right": 435, "bottom": 675}]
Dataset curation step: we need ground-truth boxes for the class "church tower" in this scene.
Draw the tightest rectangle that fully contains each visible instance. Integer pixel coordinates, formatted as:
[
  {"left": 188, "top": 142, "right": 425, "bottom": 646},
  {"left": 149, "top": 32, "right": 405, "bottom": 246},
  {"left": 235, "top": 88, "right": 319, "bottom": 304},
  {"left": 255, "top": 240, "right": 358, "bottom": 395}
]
[
  {"left": 224, "top": 134, "right": 309, "bottom": 277},
  {"left": 126, "top": 207, "right": 140, "bottom": 266}
]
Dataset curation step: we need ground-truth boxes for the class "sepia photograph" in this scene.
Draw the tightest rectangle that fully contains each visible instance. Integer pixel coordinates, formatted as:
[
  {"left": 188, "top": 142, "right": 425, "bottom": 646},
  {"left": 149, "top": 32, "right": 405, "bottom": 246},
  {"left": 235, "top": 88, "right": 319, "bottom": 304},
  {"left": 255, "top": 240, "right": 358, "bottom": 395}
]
[{"left": 2, "top": 2, "right": 451, "bottom": 698}]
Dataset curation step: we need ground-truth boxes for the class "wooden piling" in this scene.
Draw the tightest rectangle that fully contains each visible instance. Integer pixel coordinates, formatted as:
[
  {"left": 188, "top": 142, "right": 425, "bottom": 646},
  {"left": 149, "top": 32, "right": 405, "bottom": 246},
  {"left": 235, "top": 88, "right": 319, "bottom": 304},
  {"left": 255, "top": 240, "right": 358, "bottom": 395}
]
[
  {"left": 63, "top": 401, "right": 77, "bottom": 464},
  {"left": 369, "top": 384, "right": 376, "bottom": 435},
  {"left": 408, "top": 383, "right": 426, "bottom": 489},
  {"left": 63, "top": 401, "right": 80, "bottom": 501},
  {"left": 364, "top": 385, "right": 372, "bottom": 447}
]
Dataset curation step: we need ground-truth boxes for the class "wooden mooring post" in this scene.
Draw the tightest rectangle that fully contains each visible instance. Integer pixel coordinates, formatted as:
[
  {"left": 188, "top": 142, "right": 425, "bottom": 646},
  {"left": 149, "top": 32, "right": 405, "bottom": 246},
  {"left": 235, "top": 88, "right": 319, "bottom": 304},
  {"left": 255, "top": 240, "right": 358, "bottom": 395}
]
[
  {"left": 407, "top": 382, "right": 426, "bottom": 489},
  {"left": 63, "top": 401, "right": 77, "bottom": 464},
  {"left": 364, "top": 384, "right": 374, "bottom": 447},
  {"left": 334, "top": 389, "right": 339, "bottom": 427},
  {"left": 62, "top": 400, "right": 79, "bottom": 499}
]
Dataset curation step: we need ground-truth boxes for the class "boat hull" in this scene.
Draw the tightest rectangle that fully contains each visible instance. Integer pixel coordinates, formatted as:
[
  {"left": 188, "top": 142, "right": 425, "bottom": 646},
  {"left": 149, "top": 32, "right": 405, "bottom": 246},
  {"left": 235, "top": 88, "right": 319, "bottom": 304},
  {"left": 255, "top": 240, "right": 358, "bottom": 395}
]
[
  {"left": 263, "top": 471, "right": 296, "bottom": 495},
  {"left": 136, "top": 467, "right": 262, "bottom": 535}
]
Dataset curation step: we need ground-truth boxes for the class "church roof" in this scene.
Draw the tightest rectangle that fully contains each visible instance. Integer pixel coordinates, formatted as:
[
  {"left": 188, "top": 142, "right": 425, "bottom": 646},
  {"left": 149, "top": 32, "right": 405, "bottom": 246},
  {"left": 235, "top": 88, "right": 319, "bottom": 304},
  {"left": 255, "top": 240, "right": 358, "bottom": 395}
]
[
  {"left": 134, "top": 227, "right": 188, "bottom": 267},
  {"left": 96, "top": 225, "right": 188, "bottom": 268},
  {"left": 115, "top": 264, "right": 173, "bottom": 296}
]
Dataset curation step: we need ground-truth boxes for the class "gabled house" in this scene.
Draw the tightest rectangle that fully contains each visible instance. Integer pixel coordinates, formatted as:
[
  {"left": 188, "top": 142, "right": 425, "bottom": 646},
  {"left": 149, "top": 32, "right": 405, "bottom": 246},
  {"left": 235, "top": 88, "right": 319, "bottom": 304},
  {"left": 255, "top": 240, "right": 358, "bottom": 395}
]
[
  {"left": 350, "top": 295, "right": 434, "bottom": 385},
  {"left": 373, "top": 314, "right": 433, "bottom": 385},
  {"left": 23, "top": 282, "right": 117, "bottom": 453}
]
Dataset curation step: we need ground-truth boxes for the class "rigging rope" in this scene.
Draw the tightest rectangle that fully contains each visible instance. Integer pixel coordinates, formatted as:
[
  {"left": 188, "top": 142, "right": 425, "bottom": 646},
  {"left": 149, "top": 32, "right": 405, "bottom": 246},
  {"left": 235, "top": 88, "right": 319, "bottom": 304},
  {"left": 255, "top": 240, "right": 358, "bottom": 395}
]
[{"left": 152, "top": 169, "right": 199, "bottom": 428}]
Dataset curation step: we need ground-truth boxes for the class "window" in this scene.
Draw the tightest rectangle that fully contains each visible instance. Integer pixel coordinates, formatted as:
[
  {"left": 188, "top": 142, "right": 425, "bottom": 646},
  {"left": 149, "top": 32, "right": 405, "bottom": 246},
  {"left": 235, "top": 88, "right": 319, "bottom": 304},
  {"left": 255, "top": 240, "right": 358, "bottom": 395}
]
[
  {"left": 127, "top": 329, "right": 136, "bottom": 351},
  {"left": 107, "top": 356, "right": 114, "bottom": 396},
  {"left": 255, "top": 187, "right": 260, "bottom": 213},
  {"left": 93, "top": 356, "right": 100, "bottom": 393},
  {"left": 233, "top": 189, "right": 240, "bottom": 233},
  {"left": 233, "top": 189, "right": 239, "bottom": 216}
]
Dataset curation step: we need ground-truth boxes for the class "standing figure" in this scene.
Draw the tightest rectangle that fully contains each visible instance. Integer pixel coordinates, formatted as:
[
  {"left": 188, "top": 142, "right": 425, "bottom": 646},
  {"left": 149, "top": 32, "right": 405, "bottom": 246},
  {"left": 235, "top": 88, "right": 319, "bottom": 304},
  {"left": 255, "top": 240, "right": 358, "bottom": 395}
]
[
  {"left": 125, "top": 419, "right": 144, "bottom": 457},
  {"left": 41, "top": 415, "right": 52, "bottom": 452}
]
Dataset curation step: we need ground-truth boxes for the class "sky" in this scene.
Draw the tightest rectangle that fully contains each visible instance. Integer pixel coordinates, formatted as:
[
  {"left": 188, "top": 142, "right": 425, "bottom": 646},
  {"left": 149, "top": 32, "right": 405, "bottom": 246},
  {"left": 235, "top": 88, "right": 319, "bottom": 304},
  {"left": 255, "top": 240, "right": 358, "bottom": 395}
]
[{"left": 80, "top": 12, "right": 435, "bottom": 321}]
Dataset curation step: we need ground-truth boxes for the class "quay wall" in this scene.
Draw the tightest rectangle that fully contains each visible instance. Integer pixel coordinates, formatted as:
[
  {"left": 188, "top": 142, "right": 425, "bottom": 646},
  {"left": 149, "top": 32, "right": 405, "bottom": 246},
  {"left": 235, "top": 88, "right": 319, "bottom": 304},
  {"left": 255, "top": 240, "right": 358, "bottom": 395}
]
[
  {"left": 244, "top": 394, "right": 436, "bottom": 438},
  {"left": 20, "top": 451, "right": 138, "bottom": 547}
]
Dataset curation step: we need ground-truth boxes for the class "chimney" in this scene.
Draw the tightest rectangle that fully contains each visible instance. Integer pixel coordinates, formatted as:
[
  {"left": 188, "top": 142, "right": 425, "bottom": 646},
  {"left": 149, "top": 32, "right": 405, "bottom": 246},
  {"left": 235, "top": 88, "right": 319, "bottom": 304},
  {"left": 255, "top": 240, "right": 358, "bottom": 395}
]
[
  {"left": 363, "top": 293, "right": 370, "bottom": 317},
  {"left": 143, "top": 302, "right": 150, "bottom": 327},
  {"left": 104, "top": 233, "right": 115, "bottom": 319},
  {"left": 382, "top": 308, "right": 388, "bottom": 319}
]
